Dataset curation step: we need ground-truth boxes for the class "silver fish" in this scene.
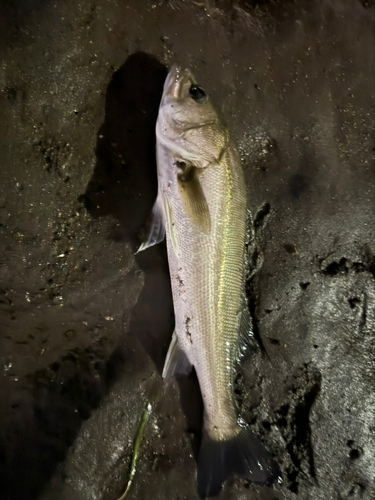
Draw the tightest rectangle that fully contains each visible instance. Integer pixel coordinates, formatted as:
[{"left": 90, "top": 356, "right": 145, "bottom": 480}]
[{"left": 138, "top": 65, "right": 279, "bottom": 497}]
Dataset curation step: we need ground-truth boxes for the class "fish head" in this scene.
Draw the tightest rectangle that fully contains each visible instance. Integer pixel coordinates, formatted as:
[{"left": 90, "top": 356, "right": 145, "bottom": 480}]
[{"left": 157, "top": 65, "right": 227, "bottom": 165}]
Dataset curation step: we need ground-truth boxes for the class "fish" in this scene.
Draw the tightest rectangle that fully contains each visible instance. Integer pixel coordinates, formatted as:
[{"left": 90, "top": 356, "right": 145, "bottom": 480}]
[{"left": 138, "top": 65, "right": 279, "bottom": 498}]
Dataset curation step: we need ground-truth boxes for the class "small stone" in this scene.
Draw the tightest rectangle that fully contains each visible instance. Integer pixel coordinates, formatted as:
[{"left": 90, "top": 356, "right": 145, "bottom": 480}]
[{"left": 64, "top": 329, "right": 76, "bottom": 339}]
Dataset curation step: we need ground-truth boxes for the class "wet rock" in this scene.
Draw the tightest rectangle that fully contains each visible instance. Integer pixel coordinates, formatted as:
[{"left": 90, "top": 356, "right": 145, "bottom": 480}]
[{"left": 0, "top": 1, "right": 374, "bottom": 500}]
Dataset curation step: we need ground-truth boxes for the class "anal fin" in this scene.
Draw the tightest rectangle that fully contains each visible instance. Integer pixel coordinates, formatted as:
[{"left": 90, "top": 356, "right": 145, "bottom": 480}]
[{"left": 162, "top": 331, "right": 192, "bottom": 380}]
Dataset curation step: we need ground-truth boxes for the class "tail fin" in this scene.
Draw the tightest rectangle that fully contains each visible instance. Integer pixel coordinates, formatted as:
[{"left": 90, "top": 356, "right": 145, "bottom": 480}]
[{"left": 197, "top": 425, "right": 280, "bottom": 498}]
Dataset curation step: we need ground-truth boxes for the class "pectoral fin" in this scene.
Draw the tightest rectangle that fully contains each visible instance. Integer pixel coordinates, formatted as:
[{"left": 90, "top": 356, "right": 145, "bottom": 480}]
[
  {"left": 177, "top": 163, "right": 210, "bottom": 234},
  {"left": 136, "top": 194, "right": 165, "bottom": 254}
]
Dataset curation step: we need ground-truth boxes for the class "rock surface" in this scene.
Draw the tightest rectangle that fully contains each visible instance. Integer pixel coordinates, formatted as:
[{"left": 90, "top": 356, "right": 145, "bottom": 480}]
[{"left": 0, "top": 1, "right": 374, "bottom": 499}]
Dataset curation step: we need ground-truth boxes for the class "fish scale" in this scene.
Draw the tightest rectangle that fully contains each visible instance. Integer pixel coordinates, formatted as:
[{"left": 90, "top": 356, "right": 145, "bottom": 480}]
[
  {"left": 164, "top": 146, "right": 247, "bottom": 438},
  {"left": 139, "top": 65, "right": 280, "bottom": 498}
]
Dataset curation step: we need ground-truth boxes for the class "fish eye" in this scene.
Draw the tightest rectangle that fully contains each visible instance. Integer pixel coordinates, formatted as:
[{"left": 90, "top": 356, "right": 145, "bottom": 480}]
[{"left": 189, "top": 85, "right": 206, "bottom": 101}]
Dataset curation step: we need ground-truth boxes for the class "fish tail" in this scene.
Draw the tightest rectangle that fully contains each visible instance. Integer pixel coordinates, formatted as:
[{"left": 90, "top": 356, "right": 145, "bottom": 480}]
[{"left": 197, "top": 424, "right": 280, "bottom": 498}]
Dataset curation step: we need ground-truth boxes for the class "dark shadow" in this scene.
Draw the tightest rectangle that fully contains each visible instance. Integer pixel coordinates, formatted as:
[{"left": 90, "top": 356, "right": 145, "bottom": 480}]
[
  {"left": 81, "top": 52, "right": 166, "bottom": 245},
  {"left": 0, "top": 52, "right": 173, "bottom": 500},
  {"left": 176, "top": 370, "right": 204, "bottom": 460},
  {"left": 81, "top": 52, "right": 174, "bottom": 373},
  {"left": 0, "top": 341, "right": 136, "bottom": 500}
]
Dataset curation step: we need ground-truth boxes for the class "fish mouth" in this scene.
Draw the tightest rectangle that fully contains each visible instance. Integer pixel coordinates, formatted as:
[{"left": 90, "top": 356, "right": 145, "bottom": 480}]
[{"left": 163, "top": 65, "right": 195, "bottom": 100}]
